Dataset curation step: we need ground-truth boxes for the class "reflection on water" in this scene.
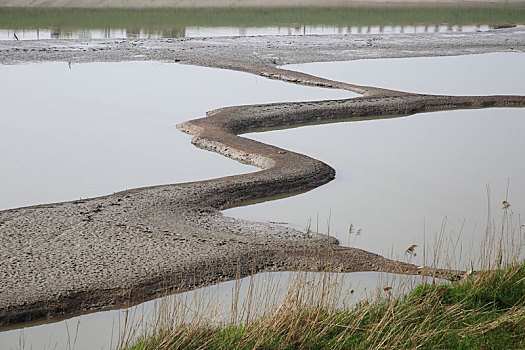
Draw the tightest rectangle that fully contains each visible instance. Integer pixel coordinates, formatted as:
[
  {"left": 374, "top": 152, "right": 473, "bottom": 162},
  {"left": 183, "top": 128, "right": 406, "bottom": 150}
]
[
  {"left": 1, "top": 6, "right": 524, "bottom": 40},
  {"left": 226, "top": 52, "right": 525, "bottom": 268},
  {"left": 0, "top": 24, "right": 498, "bottom": 40},
  {"left": 0, "top": 62, "right": 352, "bottom": 211},
  {"left": 0, "top": 271, "right": 440, "bottom": 350},
  {"left": 0, "top": 53, "right": 523, "bottom": 348}
]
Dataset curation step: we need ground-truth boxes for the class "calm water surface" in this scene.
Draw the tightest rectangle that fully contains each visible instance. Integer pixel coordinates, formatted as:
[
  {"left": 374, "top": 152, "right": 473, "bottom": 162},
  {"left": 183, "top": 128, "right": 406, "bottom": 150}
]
[
  {"left": 0, "top": 61, "right": 352, "bottom": 210},
  {"left": 0, "top": 24, "right": 496, "bottom": 40},
  {"left": 0, "top": 53, "right": 524, "bottom": 349},
  {"left": 226, "top": 52, "right": 525, "bottom": 266},
  {"left": 1, "top": 7, "right": 524, "bottom": 40},
  {"left": 0, "top": 61, "right": 351, "bottom": 348},
  {"left": 0, "top": 271, "right": 436, "bottom": 350}
]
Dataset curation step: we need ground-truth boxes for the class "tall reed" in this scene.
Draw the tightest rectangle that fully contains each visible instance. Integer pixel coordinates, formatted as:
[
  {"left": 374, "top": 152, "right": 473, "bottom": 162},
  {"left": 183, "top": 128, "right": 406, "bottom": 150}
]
[{"left": 122, "top": 198, "right": 524, "bottom": 349}]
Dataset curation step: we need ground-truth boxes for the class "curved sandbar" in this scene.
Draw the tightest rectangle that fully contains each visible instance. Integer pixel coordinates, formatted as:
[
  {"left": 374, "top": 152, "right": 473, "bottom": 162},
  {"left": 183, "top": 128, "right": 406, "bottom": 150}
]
[{"left": 1, "top": 53, "right": 525, "bottom": 327}]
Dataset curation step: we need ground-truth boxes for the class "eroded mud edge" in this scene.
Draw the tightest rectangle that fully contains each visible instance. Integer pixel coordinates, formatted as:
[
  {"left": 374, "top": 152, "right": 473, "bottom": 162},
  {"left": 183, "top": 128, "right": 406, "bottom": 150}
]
[{"left": 1, "top": 31, "right": 525, "bottom": 327}]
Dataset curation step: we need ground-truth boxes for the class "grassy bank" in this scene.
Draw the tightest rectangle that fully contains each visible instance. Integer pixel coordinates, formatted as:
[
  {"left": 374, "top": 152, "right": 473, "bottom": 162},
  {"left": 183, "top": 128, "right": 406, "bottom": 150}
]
[
  {"left": 121, "top": 200, "right": 524, "bottom": 349},
  {"left": 2, "top": 6, "right": 525, "bottom": 30},
  {"left": 125, "top": 263, "right": 525, "bottom": 349}
]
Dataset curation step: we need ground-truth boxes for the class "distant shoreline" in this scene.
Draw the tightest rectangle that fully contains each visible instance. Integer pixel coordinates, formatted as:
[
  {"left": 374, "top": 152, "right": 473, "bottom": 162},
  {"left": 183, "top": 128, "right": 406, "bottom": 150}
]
[{"left": 1, "top": 0, "right": 524, "bottom": 9}]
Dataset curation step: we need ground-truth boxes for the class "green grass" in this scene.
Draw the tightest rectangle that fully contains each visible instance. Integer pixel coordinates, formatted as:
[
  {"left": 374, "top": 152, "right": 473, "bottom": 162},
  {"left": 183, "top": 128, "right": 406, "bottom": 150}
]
[
  {"left": 1, "top": 6, "right": 525, "bottom": 30},
  {"left": 122, "top": 205, "right": 524, "bottom": 349},
  {"left": 126, "top": 263, "right": 525, "bottom": 349}
]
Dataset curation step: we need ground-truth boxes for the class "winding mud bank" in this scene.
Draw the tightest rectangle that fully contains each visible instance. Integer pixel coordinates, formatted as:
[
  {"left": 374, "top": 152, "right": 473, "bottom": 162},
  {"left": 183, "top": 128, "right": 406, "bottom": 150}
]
[{"left": 1, "top": 30, "right": 525, "bottom": 327}]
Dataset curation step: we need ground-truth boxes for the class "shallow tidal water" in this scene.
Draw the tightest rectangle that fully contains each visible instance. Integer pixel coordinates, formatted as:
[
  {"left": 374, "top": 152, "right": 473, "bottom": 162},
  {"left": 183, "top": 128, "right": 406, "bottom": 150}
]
[
  {"left": 0, "top": 61, "right": 352, "bottom": 349},
  {"left": 226, "top": 52, "right": 525, "bottom": 266},
  {"left": 0, "top": 61, "right": 352, "bottom": 210},
  {"left": 0, "top": 271, "right": 434, "bottom": 350},
  {"left": 1, "top": 53, "right": 524, "bottom": 349},
  {"left": 2, "top": 6, "right": 524, "bottom": 40},
  {"left": 0, "top": 24, "right": 495, "bottom": 40}
]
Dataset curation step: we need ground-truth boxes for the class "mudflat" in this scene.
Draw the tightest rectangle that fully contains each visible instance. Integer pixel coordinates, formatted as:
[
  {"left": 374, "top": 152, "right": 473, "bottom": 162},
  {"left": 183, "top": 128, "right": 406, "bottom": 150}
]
[{"left": 1, "top": 27, "right": 525, "bottom": 328}]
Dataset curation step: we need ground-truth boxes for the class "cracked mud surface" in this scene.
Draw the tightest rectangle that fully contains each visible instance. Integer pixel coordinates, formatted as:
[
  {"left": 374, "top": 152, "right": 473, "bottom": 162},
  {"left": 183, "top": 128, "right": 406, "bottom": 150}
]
[{"left": 1, "top": 28, "right": 524, "bottom": 327}]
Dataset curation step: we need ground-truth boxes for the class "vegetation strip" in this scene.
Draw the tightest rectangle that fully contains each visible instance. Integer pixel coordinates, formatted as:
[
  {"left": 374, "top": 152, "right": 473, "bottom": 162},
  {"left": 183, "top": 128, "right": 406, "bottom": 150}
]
[
  {"left": 2, "top": 6, "right": 525, "bottom": 29},
  {"left": 128, "top": 263, "right": 525, "bottom": 349}
]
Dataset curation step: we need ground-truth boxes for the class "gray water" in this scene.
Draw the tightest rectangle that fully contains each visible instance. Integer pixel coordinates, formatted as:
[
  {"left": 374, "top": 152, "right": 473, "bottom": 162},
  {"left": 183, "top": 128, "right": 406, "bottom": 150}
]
[
  {"left": 0, "top": 271, "right": 435, "bottom": 350},
  {"left": 0, "top": 61, "right": 353, "bottom": 210},
  {"left": 1, "top": 53, "right": 524, "bottom": 349},
  {"left": 0, "top": 61, "right": 352, "bottom": 348},
  {"left": 226, "top": 52, "right": 525, "bottom": 266},
  {"left": 5, "top": 6, "right": 522, "bottom": 40},
  {"left": 0, "top": 24, "right": 495, "bottom": 40}
]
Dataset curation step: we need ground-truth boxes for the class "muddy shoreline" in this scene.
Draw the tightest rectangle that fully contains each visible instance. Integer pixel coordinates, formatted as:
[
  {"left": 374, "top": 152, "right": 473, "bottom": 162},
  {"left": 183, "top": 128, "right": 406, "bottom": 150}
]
[
  {"left": 2, "top": 26, "right": 524, "bottom": 67},
  {"left": 1, "top": 29, "right": 525, "bottom": 327}
]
